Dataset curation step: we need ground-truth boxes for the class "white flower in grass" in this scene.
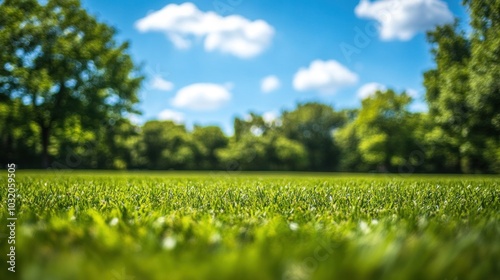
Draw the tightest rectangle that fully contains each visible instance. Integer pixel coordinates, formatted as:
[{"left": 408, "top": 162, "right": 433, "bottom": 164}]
[
  {"left": 371, "top": 219, "right": 379, "bottom": 225},
  {"left": 209, "top": 233, "right": 221, "bottom": 244},
  {"left": 162, "top": 236, "right": 177, "bottom": 250},
  {"left": 109, "top": 217, "right": 119, "bottom": 227},
  {"left": 289, "top": 222, "right": 299, "bottom": 231},
  {"left": 153, "top": 216, "right": 165, "bottom": 228},
  {"left": 359, "top": 221, "right": 370, "bottom": 234}
]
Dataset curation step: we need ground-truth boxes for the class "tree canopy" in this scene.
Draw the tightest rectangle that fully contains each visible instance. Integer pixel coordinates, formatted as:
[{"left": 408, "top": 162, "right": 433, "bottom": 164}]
[
  {"left": 0, "top": 0, "right": 143, "bottom": 168},
  {"left": 423, "top": 0, "right": 500, "bottom": 173}
]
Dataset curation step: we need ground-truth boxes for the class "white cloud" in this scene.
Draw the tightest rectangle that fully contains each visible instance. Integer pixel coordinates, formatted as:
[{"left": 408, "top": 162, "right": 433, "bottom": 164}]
[
  {"left": 355, "top": 0, "right": 454, "bottom": 41},
  {"left": 135, "top": 2, "right": 274, "bottom": 58},
  {"left": 357, "top": 82, "right": 387, "bottom": 99},
  {"left": 151, "top": 76, "right": 174, "bottom": 91},
  {"left": 261, "top": 75, "right": 280, "bottom": 93},
  {"left": 293, "top": 60, "right": 358, "bottom": 94},
  {"left": 158, "top": 109, "right": 185, "bottom": 123},
  {"left": 171, "top": 83, "right": 231, "bottom": 111}
]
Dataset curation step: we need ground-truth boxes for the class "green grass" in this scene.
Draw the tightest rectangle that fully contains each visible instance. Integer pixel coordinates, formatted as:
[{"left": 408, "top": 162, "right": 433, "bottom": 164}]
[{"left": 1, "top": 171, "right": 499, "bottom": 280}]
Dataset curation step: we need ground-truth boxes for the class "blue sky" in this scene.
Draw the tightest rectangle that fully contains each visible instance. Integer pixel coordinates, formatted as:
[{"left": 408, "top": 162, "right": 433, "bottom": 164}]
[{"left": 80, "top": 0, "right": 468, "bottom": 134}]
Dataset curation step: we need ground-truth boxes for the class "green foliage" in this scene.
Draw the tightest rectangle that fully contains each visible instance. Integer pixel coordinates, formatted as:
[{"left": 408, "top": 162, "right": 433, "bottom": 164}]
[
  {"left": 0, "top": 0, "right": 143, "bottom": 167},
  {"left": 192, "top": 125, "right": 228, "bottom": 169},
  {"left": 139, "top": 121, "right": 199, "bottom": 170},
  {"left": 0, "top": 98, "right": 41, "bottom": 166},
  {"left": 217, "top": 132, "right": 308, "bottom": 171},
  {"left": 280, "top": 103, "right": 345, "bottom": 171},
  {"left": 217, "top": 113, "right": 309, "bottom": 171},
  {"left": 424, "top": 0, "right": 500, "bottom": 173},
  {"left": 424, "top": 23, "right": 472, "bottom": 172},
  {"left": 217, "top": 132, "right": 275, "bottom": 171},
  {"left": 1, "top": 172, "right": 498, "bottom": 279},
  {"left": 273, "top": 136, "right": 308, "bottom": 170},
  {"left": 335, "top": 90, "right": 419, "bottom": 172}
]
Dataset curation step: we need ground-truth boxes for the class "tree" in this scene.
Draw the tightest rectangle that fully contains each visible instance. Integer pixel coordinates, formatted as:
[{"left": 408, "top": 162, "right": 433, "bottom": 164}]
[
  {"left": 280, "top": 103, "right": 345, "bottom": 171},
  {"left": 423, "top": 22, "right": 472, "bottom": 172},
  {"left": 464, "top": 0, "right": 500, "bottom": 172},
  {"left": 139, "top": 121, "right": 199, "bottom": 170},
  {"left": 0, "top": 98, "right": 40, "bottom": 167},
  {"left": 273, "top": 136, "right": 308, "bottom": 170},
  {"left": 0, "top": 0, "right": 143, "bottom": 168},
  {"left": 334, "top": 116, "right": 365, "bottom": 172},
  {"left": 191, "top": 125, "right": 228, "bottom": 169},
  {"left": 233, "top": 113, "right": 269, "bottom": 141},
  {"left": 217, "top": 134, "right": 273, "bottom": 171},
  {"left": 219, "top": 113, "right": 275, "bottom": 171},
  {"left": 424, "top": 0, "right": 500, "bottom": 173},
  {"left": 92, "top": 118, "right": 140, "bottom": 169},
  {"left": 217, "top": 112, "right": 307, "bottom": 171},
  {"left": 335, "top": 90, "right": 418, "bottom": 172}
]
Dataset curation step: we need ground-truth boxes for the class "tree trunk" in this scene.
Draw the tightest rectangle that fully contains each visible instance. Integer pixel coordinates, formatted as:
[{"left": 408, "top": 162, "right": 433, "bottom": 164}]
[{"left": 41, "top": 126, "right": 50, "bottom": 168}]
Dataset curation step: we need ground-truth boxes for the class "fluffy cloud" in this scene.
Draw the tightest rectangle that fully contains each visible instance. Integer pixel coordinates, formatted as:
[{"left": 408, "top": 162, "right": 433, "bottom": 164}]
[
  {"left": 158, "top": 109, "right": 185, "bottom": 123},
  {"left": 293, "top": 60, "right": 358, "bottom": 94},
  {"left": 135, "top": 2, "right": 274, "bottom": 58},
  {"left": 151, "top": 76, "right": 174, "bottom": 91},
  {"left": 355, "top": 0, "right": 454, "bottom": 41},
  {"left": 261, "top": 75, "right": 280, "bottom": 93},
  {"left": 357, "top": 82, "right": 387, "bottom": 99},
  {"left": 171, "top": 83, "right": 231, "bottom": 111}
]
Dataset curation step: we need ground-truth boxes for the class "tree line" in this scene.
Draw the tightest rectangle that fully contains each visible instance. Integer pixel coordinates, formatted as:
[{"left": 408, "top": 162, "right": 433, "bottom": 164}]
[{"left": 0, "top": 0, "right": 499, "bottom": 173}]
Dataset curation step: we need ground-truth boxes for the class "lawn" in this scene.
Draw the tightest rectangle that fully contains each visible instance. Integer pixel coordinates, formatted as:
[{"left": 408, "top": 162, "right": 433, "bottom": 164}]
[{"left": 1, "top": 171, "right": 499, "bottom": 280}]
